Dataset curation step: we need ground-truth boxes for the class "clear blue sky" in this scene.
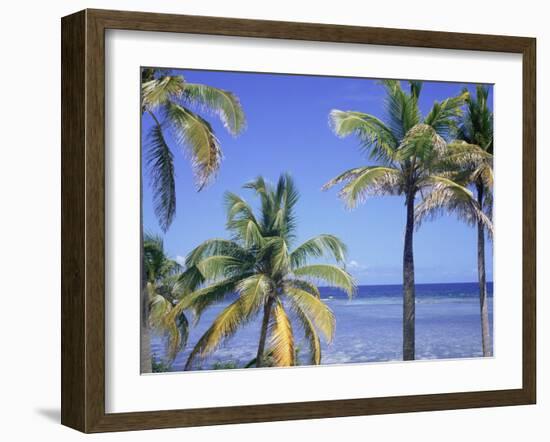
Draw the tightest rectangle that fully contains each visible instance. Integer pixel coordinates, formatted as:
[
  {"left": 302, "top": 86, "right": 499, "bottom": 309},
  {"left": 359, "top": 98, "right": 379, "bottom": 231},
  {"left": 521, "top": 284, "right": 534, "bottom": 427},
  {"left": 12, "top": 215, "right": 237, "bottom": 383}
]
[{"left": 142, "top": 69, "right": 493, "bottom": 285}]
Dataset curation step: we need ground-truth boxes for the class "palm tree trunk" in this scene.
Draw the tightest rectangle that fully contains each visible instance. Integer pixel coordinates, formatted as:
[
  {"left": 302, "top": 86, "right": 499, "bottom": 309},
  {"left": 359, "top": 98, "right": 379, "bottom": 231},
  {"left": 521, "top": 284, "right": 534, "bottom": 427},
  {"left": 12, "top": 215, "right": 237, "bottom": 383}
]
[
  {"left": 256, "top": 296, "right": 275, "bottom": 367},
  {"left": 476, "top": 183, "right": 492, "bottom": 357},
  {"left": 140, "top": 162, "right": 152, "bottom": 373},
  {"left": 403, "top": 190, "right": 416, "bottom": 361}
]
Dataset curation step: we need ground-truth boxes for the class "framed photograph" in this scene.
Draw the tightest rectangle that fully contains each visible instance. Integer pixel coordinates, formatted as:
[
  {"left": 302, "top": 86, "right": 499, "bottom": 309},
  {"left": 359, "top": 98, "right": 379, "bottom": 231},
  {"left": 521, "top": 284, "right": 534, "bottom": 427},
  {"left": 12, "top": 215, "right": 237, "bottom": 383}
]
[{"left": 61, "top": 9, "right": 536, "bottom": 433}]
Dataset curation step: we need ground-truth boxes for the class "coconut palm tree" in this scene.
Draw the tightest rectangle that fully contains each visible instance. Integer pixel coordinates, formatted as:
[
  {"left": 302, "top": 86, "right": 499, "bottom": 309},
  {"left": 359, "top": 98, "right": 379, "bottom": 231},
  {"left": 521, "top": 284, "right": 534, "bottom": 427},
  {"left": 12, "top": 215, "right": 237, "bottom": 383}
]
[
  {"left": 140, "top": 68, "right": 246, "bottom": 372},
  {"left": 323, "top": 80, "right": 488, "bottom": 361},
  {"left": 170, "top": 174, "right": 355, "bottom": 370},
  {"left": 143, "top": 233, "right": 190, "bottom": 368},
  {"left": 415, "top": 85, "right": 494, "bottom": 356}
]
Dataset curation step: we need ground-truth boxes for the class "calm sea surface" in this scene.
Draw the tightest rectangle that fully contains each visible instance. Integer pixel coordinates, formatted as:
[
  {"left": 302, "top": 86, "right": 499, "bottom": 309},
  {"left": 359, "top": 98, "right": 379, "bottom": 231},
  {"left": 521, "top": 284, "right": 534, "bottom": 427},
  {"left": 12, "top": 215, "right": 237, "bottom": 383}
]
[{"left": 151, "top": 282, "right": 494, "bottom": 371}]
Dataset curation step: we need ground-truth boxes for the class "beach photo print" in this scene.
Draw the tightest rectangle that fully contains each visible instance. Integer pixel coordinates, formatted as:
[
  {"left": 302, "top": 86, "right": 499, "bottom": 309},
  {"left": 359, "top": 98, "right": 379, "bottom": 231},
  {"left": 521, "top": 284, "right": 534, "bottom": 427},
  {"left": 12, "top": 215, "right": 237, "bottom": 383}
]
[{"left": 140, "top": 67, "right": 493, "bottom": 374}]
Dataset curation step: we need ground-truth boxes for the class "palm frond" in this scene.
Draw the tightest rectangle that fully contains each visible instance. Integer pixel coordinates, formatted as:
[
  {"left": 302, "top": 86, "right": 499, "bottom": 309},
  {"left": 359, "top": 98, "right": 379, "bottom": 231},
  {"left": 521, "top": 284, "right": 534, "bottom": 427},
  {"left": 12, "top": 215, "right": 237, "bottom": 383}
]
[
  {"left": 290, "top": 234, "right": 347, "bottom": 268},
  {"left": 329, "top": 110, "right": 398, "bottom": 163},
  {"left": 145, "top": 125, "right": 176, "bottom": 232},
  {"left": 293, "top": 264, "right": 356, "bottom": 297},
  {"left": 337, "top": 166, "right": 402, "bottom": 209},
  {"left": 285, "top": 286, "right": 335, "bottom": 342},
  {"left": 183, "top": 83, "right": 246, "bottom": 136},
  {"left": 171, "top": 276, "right": 243, "bottom": 324},
  {"left": 195, "top": 255, "right": 248, "bottom": 281},
  {"left": 141, "top": 75, "right": 186, "bottom": 110},
  {"left": 164, "top": 102, "right": 222, "bottom": 190},
  {"left": 183, "top": 285, "right": 263, "bottom": 370},
  {"left": 285, "top": 279, "right": 321, "bottom": 298},
  {"left": 290, "top": 302, "right": 321, "bottom": 365},
  {"left": 416, "top": 175, "right": 494, "bottom": 236},
  {"left": 396, "top": 123, "right": 446, "bottom": 166},
  {"left": 185, "top": 238, "right": 249, "bottom": 267},
  {"left": 424, "top": 90, "right": 469, "bottom": 137},
  {"left": 380, "top": 79, "right": 421, "bottom": 141},
  {"left": 268, "top": 300, "right": 295, "bottom": 367}
]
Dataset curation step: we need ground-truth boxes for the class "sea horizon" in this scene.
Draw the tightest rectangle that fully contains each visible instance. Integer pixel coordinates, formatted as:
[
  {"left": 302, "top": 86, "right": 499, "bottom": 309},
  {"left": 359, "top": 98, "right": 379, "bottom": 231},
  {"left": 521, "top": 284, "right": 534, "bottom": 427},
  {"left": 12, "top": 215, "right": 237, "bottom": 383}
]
[{"left": 152, "top": 281, "right": 494, "bottom": 372}]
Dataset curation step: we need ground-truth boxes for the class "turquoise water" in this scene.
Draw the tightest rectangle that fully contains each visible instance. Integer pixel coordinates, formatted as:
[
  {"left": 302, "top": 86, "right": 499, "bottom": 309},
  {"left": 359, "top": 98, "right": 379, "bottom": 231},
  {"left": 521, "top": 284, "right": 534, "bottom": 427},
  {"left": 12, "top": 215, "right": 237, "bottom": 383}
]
[{"left": 151, "top": 282, "right": 493, "bottom": 371}]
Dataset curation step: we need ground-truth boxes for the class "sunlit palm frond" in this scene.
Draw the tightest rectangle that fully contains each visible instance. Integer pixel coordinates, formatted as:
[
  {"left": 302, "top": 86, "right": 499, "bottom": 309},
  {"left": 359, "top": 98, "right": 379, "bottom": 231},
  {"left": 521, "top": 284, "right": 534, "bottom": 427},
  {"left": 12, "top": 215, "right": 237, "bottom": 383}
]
[
  {"left": 141, "top": 75, "right": 186, "bottom": 110},
  {"left": 236, "top": 274, "right": 273, "bottom": 309},
  {"left": 321, "top": 167, "right": 370, "bottom": 191},
  {"left": 165, "top": 102, "right": 222, "bottom": 190},
  {"left": 268, "top": 300, "right": 295, "bottom": 367},
  {"left": 329, "top": 110, "right": 398, "bottom": 163},
  {"left": 183, "top": 83, "right": 246, "bottom": 136},
  {"left": 397, "top": 123, "right": 446, "bottom": 165},
  {"left": 290, "top": 234, "right": 347, "bottom": 268},
  {"left": 337, "top": 166, "right": 402, "bottom": 209},
  {"left": 443, "top": 141, "right": 492, "bottom": 169},
  {"left": 148, "top": 283, "right": 189, "bottom": 363},
  {"left": 184, "top": 287, "right": 263, "bottom": 370},
  {"left": 290, "top": 302, "right": 321, "bottom": 365},
  {"left": 145, "top": 125, "right": 176, "bottom": 232},
  {"left": 285, "top": 286, "right": 335, "bottom": 342},
  {"left": 416, "top": 176, "right": 493, "bottom": 236},
  {"left": 293, "top": 264, "right": 356, "bottom": 297}
]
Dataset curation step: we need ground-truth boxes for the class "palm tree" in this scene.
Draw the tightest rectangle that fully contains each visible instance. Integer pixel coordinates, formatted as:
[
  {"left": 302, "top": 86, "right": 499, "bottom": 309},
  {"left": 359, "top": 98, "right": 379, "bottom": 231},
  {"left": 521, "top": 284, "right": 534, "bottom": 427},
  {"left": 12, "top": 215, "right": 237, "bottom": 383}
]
[
  {"left": 143, "top": 233, "right": 190, "bottom": 368},
  {"left": 323, "top": 80, "right": 486, "bottom": 361},
  {"left": 140, "top": 68, "right": 246, "bottom": 372},
  {"left": 170, "top": 174, "right": 355, "bottom": 370},
  {"left": 415, "top": 85, "right": 494, "bottom": 356}
]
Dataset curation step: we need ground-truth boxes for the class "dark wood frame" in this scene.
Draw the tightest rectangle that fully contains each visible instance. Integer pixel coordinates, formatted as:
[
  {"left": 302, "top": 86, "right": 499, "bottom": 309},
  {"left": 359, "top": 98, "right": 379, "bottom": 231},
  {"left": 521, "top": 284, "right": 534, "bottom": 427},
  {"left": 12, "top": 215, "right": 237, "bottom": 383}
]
[{"left": 61, "top": 8, "right": 536, "bottom": 433}]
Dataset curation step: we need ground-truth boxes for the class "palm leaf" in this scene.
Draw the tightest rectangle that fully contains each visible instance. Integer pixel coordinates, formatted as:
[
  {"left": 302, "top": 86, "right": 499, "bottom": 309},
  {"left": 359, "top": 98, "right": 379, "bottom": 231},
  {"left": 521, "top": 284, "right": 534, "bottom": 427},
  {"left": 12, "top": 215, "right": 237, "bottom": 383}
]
[
  {"left": 183, "top": 285, "right": 263, "bottom": 370},
  {"left": 183, "top": 83, "right": 246, "bottom": 136},
  {"left": 145, "top": 125, "right": 176, "bottom": 232},
  {"left": 290, "top": 303, "right": 321, "bottom": 365},
  {"left": 285, "top": 286, "right": 335, "bottom": 342},
  {"left": 165, "top": 102, "right": 222, "bottom": 190},
  {"left": 285, "top": 279, "right": 321, "bottom": 298},
  {"left": 142, "top": 75, "right": 186, "bottom": 110},
  {"left": 290, "top": 234, "right": 347, "bottom": 268},
  {"left": 416, "top": 176, "right": 494, "bottom": 236},
  {"left": 329, "top": 110, "right": 397, "bottom": 163},
  {"left": 380, "top": 79, "right": 421, "bottom": 141},
  {"left": 293, "top": 264, "right": 355, "bottom": 297},
  {"left": 336, "top": 166, "right": 402, "bottom": 208},
  {"left": 268, "top": 300, "right": 295, "bottom": 367},
  {"left": 424, "top": 90, "right": 469, "bottom": 137}
]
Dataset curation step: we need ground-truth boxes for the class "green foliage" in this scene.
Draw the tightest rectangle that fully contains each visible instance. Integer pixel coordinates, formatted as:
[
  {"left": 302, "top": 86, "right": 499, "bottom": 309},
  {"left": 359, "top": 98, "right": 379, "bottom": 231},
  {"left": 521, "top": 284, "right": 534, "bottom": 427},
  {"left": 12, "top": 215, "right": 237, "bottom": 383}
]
[{"left": 176, "top": 174, "right": 356, "bottom": 370}]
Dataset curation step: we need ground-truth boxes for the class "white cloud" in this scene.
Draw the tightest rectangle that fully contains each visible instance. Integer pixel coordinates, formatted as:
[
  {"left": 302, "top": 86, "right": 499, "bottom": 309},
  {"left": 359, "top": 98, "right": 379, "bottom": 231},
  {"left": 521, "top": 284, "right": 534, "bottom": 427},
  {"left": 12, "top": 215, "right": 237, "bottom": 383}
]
[{"left": 175, "top": 255, "right": 186, "bottom": 266}]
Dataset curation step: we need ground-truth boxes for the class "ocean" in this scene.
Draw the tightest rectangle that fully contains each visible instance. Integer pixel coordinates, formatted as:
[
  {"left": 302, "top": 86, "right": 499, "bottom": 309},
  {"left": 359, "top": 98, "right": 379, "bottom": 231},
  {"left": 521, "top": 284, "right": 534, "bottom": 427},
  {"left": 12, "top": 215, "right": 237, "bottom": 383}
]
[{"left": 151, "top": 282, "right": 493, "bottom": 371}]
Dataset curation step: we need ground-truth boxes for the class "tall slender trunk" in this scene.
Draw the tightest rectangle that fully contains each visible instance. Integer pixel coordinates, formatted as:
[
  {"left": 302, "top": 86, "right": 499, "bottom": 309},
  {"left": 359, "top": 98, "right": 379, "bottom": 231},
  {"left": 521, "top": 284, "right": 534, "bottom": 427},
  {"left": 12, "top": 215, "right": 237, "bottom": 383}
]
[
  {"left": 402, "top": 189, "right": 416, "bottom": 361},
  {"left": 140, "top": 152, "right": 152, "bottom": 373},
  {"left": 476, "top": 183, "right": 492, "bottom": 357},
  {"left": 256, "top": 296, "right": 275, "bottom": 367}
]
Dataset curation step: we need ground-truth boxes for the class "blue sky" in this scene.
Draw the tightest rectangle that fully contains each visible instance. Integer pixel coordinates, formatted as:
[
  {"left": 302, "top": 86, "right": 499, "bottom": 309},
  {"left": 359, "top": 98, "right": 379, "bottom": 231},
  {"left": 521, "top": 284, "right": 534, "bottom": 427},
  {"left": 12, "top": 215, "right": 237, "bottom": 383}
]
[{"left": 142, "top": 69, "right": 493, "bottom": 285}]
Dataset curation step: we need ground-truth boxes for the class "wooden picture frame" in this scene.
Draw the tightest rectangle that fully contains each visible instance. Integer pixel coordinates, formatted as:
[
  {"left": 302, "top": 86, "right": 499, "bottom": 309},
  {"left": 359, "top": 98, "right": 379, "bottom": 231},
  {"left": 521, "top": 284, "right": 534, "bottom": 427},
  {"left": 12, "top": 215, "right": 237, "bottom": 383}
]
[{"left": 61, "top": 8, "right": 536, "bottom": 433}]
